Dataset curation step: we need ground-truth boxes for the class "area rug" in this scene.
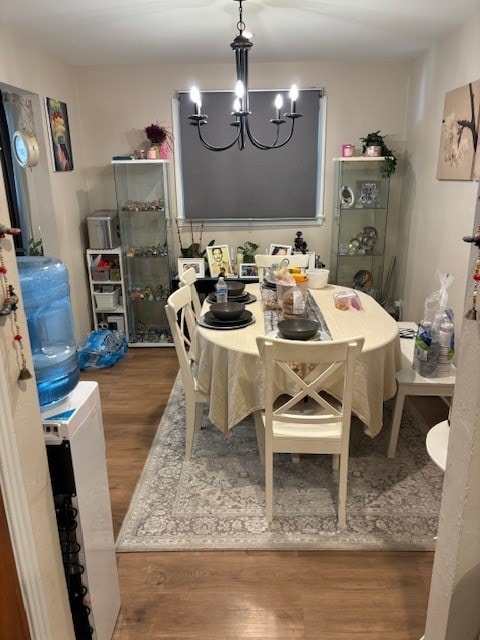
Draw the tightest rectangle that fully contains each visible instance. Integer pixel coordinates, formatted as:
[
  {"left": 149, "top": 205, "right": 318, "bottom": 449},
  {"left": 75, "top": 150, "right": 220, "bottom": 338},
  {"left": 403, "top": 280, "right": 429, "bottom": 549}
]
[{"left": 116, "top": 375, "right": 443, "bottom": 551}]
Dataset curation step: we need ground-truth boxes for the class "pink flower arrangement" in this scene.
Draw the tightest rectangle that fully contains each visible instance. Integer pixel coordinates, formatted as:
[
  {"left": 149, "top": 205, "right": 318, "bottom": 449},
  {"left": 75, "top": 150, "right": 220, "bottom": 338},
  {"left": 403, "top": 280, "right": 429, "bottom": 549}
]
[{"left": 144, "top": 122, "right": 174, "bottom": 151}]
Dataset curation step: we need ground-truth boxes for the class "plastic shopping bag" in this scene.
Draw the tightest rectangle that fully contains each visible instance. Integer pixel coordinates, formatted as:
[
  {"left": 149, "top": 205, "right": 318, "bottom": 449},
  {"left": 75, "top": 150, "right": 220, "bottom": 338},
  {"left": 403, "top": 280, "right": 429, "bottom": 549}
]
[
  {"left": 413, "top": 271, "right": 455, "bottom": 377},
  {"left": 77, "top": 330, "right": 127, "bottom": 370}
]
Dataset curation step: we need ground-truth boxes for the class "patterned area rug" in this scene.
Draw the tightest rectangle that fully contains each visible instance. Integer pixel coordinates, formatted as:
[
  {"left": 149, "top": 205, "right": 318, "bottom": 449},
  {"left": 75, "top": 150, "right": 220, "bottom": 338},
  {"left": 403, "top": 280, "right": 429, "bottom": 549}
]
[{"left": 116, "top": 375, "right": 443, "bottom": 551}]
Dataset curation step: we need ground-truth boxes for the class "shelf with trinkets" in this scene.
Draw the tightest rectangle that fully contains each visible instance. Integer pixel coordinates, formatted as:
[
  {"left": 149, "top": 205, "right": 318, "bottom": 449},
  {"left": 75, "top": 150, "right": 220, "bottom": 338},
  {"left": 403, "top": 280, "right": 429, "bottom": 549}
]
[
  {"left": 330, "top": 157, "right": 390, "bottom": 300},
  {"left": 112, "top": 159, "right": 173, "bottom": 346}
]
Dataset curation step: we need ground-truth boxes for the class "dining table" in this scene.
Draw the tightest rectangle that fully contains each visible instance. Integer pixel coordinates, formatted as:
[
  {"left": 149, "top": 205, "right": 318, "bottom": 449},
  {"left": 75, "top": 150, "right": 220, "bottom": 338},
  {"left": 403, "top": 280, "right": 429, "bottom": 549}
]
[{"left": 190, "top": 283, "right": 402, "bottom": 438}]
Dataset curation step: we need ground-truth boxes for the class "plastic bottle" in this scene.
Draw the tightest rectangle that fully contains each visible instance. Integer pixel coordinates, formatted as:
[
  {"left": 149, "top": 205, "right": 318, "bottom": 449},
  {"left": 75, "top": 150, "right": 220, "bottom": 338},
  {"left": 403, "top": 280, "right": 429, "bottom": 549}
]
[
  {"left": 17, "top": 257, "right": 80, "bottom": 409},
  {"left": 215, "top": 276, "right": 228, "bottom": 303}
]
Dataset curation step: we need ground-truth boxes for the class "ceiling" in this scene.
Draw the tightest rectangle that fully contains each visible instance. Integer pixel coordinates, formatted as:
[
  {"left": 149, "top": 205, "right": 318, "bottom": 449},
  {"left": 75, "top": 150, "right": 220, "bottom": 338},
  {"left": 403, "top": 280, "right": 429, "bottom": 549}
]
[{"left": 1, "top": 0, "right": 478, "bottom": 66}]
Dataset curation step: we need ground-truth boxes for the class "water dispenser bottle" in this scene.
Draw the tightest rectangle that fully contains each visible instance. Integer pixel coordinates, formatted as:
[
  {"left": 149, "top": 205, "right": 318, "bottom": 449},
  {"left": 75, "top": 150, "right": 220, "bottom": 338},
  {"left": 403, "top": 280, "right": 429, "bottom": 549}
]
[{"left": 17, "top": 257, "right": 80, "bottom": 409}]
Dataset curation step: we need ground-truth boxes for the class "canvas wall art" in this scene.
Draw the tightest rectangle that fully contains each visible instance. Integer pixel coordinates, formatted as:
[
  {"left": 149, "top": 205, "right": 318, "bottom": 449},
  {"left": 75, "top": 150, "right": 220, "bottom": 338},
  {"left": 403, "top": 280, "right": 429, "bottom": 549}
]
[
  {"left": 45, "top": 98, "right": 74, "bottom": 172},
  {"left": 436, "top": 80, "right": 480, "bottom": 181}
]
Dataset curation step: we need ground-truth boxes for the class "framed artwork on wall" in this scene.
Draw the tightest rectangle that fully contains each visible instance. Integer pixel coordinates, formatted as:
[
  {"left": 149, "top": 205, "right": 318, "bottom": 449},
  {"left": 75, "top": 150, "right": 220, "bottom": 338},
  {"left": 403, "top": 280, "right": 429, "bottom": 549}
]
[
  {"left": 45, "top": 97, "right": 74, "bottom": 172},
  {"left": 436, "top": 80, "right": 480, "bottom": 181}
]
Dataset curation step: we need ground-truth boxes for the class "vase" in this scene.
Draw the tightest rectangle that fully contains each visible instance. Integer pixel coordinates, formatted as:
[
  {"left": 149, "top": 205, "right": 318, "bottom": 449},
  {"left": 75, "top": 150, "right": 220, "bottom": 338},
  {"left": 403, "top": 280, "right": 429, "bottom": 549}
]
[
  {"left": 365, "top": 144, "right": 382, "bottom": 157},
  {"left": 159, "top": 142, "right": 169, "bottom": 160}
]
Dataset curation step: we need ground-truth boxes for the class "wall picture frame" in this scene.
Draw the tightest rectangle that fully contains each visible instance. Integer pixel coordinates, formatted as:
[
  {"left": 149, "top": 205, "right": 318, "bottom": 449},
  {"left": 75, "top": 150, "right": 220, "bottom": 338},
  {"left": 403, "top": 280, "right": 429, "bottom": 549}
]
[
  {"left": 206, "top": 244, "right": 233, "bottom": 277},
  {"left": 239, "top": 263, "right": 258, "bottom": 278},
  {"left": 45, "top": 97, "right": 74, "bottom": 172},
  {"left": 268, "top": 244, "right": 292, "bottom": 256},
  {"left": 436, "top": 80, "right": 480, "bottom": 181},
  {"left": 178, "top": 257, "right": 205, "bottom": 278}
]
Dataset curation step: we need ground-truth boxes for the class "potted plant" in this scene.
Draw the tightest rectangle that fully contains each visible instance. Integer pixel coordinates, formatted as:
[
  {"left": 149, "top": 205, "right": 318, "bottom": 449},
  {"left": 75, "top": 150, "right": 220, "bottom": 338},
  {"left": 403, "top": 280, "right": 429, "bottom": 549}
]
[
  {"left": 144, "top": 122, "right": 174, "bottom": 159},
  {"left": 359, "top": 131, "right": 397, "bottom": 178},
  {"left": 237, "top": 241, "right": 259, "bottom": 263}
]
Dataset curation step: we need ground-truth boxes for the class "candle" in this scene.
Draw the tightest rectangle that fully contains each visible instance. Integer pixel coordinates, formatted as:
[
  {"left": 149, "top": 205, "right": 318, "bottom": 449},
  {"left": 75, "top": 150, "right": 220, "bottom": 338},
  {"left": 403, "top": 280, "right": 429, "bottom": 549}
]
[
  {"left": 289, "top": 84, "right": 298, "bottom": 113},
  {"left": 274, "top": 94, "right": 283, "bottom": 120},
  {"left": 342, "top": 144, "right": 355, "bottom": 157},
  {"left": 190, "top": 86, "right": 202, "bottom": 115}
]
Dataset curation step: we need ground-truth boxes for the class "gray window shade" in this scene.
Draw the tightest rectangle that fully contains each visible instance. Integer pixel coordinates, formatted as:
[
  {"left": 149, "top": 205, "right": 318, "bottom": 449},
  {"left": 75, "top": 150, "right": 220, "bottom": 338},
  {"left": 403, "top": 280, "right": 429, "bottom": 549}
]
[{"left": 178, "top": 89, "right": 323, "bottom": 221}]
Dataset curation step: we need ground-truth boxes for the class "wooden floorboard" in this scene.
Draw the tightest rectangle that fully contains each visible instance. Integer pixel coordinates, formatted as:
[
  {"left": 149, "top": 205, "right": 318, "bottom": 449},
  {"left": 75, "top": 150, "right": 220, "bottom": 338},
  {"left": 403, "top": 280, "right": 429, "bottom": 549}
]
[{"left": 80, "top": 347, "right": 447, "bottom": 639}]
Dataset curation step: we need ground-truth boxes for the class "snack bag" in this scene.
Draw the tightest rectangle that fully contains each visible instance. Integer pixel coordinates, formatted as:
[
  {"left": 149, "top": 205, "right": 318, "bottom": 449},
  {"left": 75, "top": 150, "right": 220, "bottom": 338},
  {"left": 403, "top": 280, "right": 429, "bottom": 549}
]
[
  {"left": 413, "top": 272, "right": 455, "bottom": 377},
  {"left": 333, "top": 290, "right": 363, "bottom": 311}
]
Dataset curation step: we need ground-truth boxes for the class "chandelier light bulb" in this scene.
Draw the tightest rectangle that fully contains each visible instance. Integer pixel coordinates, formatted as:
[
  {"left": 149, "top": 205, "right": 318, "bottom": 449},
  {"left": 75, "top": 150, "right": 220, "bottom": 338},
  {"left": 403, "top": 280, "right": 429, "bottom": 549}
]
[
  {"left": 233, "top": 97, "right": 241, "bottom": 113},
  {"left": 190, "top": 86, "right": 202, "bottom": 115},
  {"left": 289, "top": 84, "right": 298, "bottom": 113},
  {"left": 274, "top": 94, "right": 283, "bottom": 119}
]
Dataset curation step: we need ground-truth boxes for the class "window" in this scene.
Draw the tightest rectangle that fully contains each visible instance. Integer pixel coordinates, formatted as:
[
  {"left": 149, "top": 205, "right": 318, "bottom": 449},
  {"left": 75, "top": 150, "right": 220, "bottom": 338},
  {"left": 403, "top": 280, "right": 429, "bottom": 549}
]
[{"left": 174, "top": 88, "right": 325, "bottom": 224}]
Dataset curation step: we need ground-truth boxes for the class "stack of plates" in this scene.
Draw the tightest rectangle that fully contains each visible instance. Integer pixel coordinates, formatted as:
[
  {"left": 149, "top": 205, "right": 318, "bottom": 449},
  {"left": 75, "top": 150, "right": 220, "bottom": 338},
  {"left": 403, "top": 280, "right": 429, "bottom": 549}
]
[
  {"left": 206, "top": 292, "right": 256, "bottom": 305},
  {"left": 198, "top": 310, "right": 255, "bottom": 331}
]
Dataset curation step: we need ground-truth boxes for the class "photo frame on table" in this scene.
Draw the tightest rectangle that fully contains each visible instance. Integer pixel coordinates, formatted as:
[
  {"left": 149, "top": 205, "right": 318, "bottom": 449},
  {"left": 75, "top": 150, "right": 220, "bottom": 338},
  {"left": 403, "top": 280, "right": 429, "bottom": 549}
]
[
  {"left": 178, "top": 257, "right": 205, "bottom": 278},
  {"left": 45, "top": 97, "right": 74, "bottom": 172},
  {"left": 206, "top": 244, "right": 233, "bottom": 277},
  {"left": 269, "top": 244, "right": 292, "bottom": 256},
  {"left": 239, "top": 263, "right": 258, "bottom": 278}
]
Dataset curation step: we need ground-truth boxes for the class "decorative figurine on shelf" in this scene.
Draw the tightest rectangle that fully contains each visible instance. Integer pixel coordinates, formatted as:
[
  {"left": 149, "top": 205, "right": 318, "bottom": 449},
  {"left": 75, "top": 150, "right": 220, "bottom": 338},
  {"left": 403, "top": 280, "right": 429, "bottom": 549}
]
[
  {"left": 348, "top": 226, "right": 379, "bottom": 255},
  {"left": 294, "top": 231, "right": 308, "bottom": 254},
  {"left": 353, "top": 270, "right": 374, "bottom": 295}
]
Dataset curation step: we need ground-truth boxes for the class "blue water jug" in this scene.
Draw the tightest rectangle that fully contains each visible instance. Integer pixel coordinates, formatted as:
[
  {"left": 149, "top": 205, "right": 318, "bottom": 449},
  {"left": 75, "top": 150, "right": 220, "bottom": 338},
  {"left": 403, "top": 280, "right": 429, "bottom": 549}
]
[{"left": 17, "top": 257, "right": 80, "bottom": 409}]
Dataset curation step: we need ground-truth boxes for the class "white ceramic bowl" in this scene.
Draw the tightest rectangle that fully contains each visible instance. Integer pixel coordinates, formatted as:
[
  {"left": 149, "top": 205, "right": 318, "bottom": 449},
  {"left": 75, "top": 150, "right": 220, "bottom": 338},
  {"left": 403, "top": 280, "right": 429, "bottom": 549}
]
[{"left": 306, "top": 268, "right": 329, "bottom": 289}]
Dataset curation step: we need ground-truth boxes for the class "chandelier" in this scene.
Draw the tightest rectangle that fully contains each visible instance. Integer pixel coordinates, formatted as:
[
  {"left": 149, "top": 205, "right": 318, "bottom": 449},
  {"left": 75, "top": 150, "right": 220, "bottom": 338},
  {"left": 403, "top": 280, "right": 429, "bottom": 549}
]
[{"left": 188, "top": 0, "right": 302, "bottom": 152}]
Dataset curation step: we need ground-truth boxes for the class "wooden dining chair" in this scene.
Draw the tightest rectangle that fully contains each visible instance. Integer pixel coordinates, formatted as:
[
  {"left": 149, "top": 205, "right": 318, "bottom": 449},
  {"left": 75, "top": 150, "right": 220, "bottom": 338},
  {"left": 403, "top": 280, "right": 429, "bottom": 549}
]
[
  {"left": 256, "top": 334, "right": 364, "bottom": 526},
  {"left": 254, "top": 253, "right": 310, "bottom": 280},
  {"left": 179, "top": 266, "right": 202, "bottom": 318},
  {"left": 165, "top": 286, "right": 208, "bottom": 459}
]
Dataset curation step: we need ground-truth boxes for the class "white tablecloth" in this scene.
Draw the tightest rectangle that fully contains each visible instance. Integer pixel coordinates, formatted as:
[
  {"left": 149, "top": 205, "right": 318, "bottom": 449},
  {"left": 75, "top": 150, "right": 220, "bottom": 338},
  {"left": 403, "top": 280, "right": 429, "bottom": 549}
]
[{"left": 191, "top": 284, "right": 401, "bottom": 437}]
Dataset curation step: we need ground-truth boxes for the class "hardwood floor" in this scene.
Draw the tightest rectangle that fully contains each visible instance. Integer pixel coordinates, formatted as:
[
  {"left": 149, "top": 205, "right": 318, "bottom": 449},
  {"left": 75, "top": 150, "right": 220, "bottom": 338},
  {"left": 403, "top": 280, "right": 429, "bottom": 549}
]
[{"left": 81, "top": 348, "right": 448, "bottom": 639}]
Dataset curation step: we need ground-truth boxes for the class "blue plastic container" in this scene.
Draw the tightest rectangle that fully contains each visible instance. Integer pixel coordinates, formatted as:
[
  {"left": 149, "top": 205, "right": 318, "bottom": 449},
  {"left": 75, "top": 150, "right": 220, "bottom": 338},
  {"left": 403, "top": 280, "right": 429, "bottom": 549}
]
[{"left": 17, "top": 257, "right": 80, "bottom": 409}]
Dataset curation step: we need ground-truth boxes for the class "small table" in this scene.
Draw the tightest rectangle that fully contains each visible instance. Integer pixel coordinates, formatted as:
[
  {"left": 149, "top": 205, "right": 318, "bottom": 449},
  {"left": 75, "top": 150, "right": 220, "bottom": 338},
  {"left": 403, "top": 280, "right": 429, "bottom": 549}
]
[{"left": 426, "top": 420, "right": 449, "bottom": 472}]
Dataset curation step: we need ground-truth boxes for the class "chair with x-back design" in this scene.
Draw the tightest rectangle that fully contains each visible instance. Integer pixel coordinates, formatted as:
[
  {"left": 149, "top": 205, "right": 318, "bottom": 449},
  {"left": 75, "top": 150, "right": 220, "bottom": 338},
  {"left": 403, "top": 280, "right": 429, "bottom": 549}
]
[
  {"left": 256, "top": 334, "right": 364, "bottom": 526},
  {"left": 165, "top": 286, "right": 208, "bottom": 459},
  {"left": 179, "top": 266, "right": 202, "bottom": 318}
]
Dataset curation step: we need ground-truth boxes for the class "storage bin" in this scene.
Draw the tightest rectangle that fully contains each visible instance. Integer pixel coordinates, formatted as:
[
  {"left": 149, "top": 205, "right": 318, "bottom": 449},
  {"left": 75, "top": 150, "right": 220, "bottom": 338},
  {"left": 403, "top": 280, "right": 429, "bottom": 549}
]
[
  {"left": 109, "top": 267, "right": 121, "bottom": 281},
  {"left": 94, "top": 289, "right": 120, "bottom": 310},
  {"left": 91, "top": 266, "right": 110, "bottom": 281},
  {"left": 87, "top": 210, "right": 120, "bottom": 249}
]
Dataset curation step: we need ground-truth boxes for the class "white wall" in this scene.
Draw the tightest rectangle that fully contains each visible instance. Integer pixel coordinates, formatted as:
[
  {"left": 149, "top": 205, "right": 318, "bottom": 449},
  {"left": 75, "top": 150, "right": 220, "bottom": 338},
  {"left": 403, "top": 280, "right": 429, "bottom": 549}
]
[
  {"left": 400, "top": 14, "right": 480, "bottom": 331},
  {"left": 0, "top": 179, "right": 74, "bottom": 636},
  {"left": 0, "top": 26, "right": 85, "bottom": 639},
  {"left": 75, "top": 59, "right": 410, "bottom": 284},
  {"left": 0, "top": 26, "right": 92, "bottom": 342},
  {"left": 403, "top": 15, "right": 480, "bottom": 639}
]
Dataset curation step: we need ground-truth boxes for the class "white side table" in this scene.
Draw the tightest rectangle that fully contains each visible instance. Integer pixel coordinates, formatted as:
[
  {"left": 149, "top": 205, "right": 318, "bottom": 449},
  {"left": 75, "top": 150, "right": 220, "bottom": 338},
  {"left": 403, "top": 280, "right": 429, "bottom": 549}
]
[{"left": 426, "top": 419, "right": 450, "bottom": 472}]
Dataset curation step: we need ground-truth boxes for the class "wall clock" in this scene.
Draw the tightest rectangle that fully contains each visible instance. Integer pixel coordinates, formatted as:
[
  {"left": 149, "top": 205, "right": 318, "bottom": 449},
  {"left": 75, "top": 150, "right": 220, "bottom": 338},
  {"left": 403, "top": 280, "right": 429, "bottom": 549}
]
[{"left": 12, "top": 131, "right": 40, "bottom": 168}]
